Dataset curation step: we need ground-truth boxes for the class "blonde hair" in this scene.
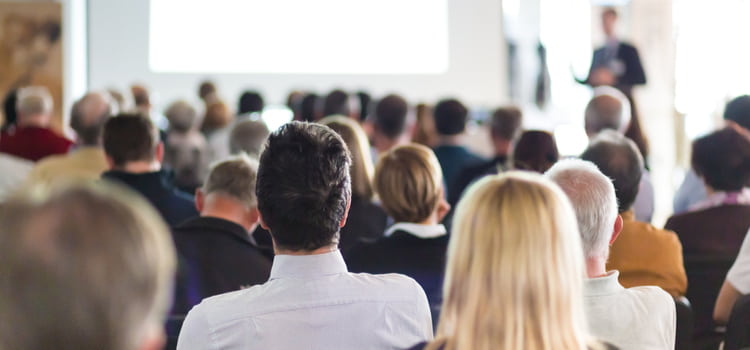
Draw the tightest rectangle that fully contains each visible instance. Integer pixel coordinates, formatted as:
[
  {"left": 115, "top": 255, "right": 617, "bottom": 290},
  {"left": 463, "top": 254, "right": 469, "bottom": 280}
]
[
  {"left": 320, "top": 115, "right": 375, "bottom": 199},
  {"left": 0, "top": 181, "right": 176, "bottom": 350},
  {"left": 374, "top": 143, "right": 443, "bottom": 223},
  {"left": 432, "top": 172, "right": 592, "bottom": 350}
]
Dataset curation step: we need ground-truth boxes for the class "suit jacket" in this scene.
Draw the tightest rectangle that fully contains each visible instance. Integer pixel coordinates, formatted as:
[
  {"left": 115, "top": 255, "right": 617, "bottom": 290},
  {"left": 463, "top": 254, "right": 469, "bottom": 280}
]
[
  {"left": 665, "top": 204, "right": 750, "bottom": 258},
  {"left": 433, "top": 145, "right": 485, "bottom": 200},
  {"left": 171, "top": 216, "right": 272, "bottom": 315},
  {"left": 102, "top": 169, "right": 198, "bottom": 227},
  {"left": 338, "top": 195, "right": 388, "bottom": 254},
  {"left": 606, "top": 211, "right": 687, "bottom": 297},
  {"left": 586, "top": 41, "right": 646, "bottom": 92},
  {"left": 448, "top": 155, "right": 508, "bottom": 207},
  {"left": 345, "top": 228, "right": 449, "bottom": 314}
]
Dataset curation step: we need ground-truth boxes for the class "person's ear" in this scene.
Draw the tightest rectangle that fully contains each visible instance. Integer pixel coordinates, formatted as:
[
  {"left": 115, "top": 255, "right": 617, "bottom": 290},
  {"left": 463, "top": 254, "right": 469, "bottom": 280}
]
[
  {"left": 155, "top": 142, "right": 164, "bottom": 163},
  {"left": 435, "top": 194, "right": 451, "bottom": 223},
  {"left": 194, "top": 189, "right": 204, "bottom": 213},
  {"left": 609, "top": 214, "right": 624, "bottom": 245},
  {"left": 247, "top": 207, "right": 260, "bottom": 225},
  {"left": 339, "top": 196, "right": 352, "bottom": 228}
]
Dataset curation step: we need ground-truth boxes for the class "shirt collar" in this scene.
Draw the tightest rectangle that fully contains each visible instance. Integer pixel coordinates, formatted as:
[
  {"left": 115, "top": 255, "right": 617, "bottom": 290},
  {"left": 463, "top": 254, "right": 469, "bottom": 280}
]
[
  {"left": 385, "top": 222, "right": 447, "bottom": 238},
  {"left": 690, "top": 188, "right": 750, "bottom": 211},
  {"left": 584, "top": 270, "right": 625, "bottom": 296},
  {"left": 269, "top": 250, "right": 348, "bottom": 281}
]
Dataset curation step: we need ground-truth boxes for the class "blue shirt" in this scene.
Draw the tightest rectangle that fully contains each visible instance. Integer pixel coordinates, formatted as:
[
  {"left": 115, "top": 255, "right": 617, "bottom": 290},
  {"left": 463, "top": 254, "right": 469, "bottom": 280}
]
[{"left": 177, "top": 250, "right": 433, "bottom": 350}]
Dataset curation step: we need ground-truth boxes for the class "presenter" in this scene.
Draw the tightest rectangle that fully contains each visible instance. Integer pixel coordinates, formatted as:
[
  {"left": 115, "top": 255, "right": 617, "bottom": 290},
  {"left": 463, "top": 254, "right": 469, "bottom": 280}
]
[{"left": 583, "top": 7, "right": 649, "bottom": 160}]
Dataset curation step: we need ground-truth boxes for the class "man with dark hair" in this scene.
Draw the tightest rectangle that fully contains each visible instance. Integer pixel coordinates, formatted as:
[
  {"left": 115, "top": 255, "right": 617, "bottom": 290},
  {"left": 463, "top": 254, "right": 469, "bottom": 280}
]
[
  {"left": 237, "top": 90, "right": 264, "bottom": 115},
  {"left": 370, "top": 94, "right": 410, "bottom": 155},
  {"left": 102, "top": 114, "right": 197, "bottom": 227},
  {"left": 322, "top": 89, "right": 356, "bottom": 119},
  {"left": 28, "top": 91, "right": 116, "bottom": 186},
  {"left": 178, "top": 122, "right": 433, "bottom": 350},
  {"left": 448, "top": 106, "right": 522, "bottom": 206},
  {"left": 432, "top": 98, "right": 484, "bottom": 198},
  {"left": 582, "top": 130, "right": 686, "bottom": 297},
  {"left": 172, "top": 155, "right": 271, "bottom": 315},
  {"left": 675, "top": 95, "right": 750, "bottom": 213}
]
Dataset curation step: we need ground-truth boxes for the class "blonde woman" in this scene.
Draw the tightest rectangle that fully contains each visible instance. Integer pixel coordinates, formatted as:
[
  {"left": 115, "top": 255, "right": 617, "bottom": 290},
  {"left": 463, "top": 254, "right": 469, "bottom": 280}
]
[
  {"left": 410, "top": 172, "right": 615, "bottom": 350},
  {"left": 320, "top": 116, "right": 387, "bottom": 253}
]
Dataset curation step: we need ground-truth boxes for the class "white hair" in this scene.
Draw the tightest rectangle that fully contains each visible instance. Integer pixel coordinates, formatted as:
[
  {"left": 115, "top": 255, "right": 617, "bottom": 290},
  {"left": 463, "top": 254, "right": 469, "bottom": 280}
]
[
  {"left": 545, "top": 158, "right": 618, "bottom": 259},
  {"left": 16, "top": 86, "right": 53, "bottom": 117}
]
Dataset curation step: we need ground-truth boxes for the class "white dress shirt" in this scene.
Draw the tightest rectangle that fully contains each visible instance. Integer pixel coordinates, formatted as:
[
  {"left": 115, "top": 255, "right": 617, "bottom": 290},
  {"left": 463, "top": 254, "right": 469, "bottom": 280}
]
[
  {"left": 0, "top": 153, "right": 33, "bottom": 202},
  {"left": 727, "top": 228, "right": 750, "bottom": 293},
  {"left": 584, "top": 271, "right": 676, "bottom": 350},
  {"left": 177, "top": 250, "right": 433, "bottom": 350}
]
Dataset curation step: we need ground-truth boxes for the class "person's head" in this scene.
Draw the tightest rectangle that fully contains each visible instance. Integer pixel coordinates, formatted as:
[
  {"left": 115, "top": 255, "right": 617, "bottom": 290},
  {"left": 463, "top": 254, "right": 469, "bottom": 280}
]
[
  {"left": 322, "top": 89, "right": 354, "bottom": 118},
  {"left": 164, "top": 100, "right": 199, "bottom": 134},
  {"left": 375, "top": 144, "right": 449, "bottom": 224},
  {"left": 200, "top": 100, "right": 232, "bottom": 134},
  {"left": 2, "top": 89, "right": 18, "bottom": 130},
  {"left": 545, "top": 159, "right": 622, "bottom": 262},
  {"left": 16, "top": 86, "right": 53, "bottom": 127},
  {"left": 584, "top": 86, "right": 631, "bottom": 137},
  {"left": 356, "top": 91, "right": 372, "bottom": 122},
  {"left": 436, "top": 172, "right": 588, "bottom": 350},
  {"left": 581, "top": 130, "right": 643, "bottom": 213},
  {"left": 198, "top": 80, "right": 217, "bottom": 102},
  {"left": 512, "top": 130, "right": 559, "bottom": 173},
  {"left": 229, "top": 119, "right": 270, "bottom": 157},
  {"left": 692, "top": 126, "right": 750, "bottom": 193},
  {"left": 164, "top": 131, "right": 209, "bottom": 190},
  {"left": 70, "top": 92, "right": 116, "bottom": 147},
  {"left": 490, "top": 106, "right": 523, "bottom": 155},
  {"left": 300, "top": 93, "right": 319, "bottom": 122},
  {"left": 724, "top": 95, "right": 750, "bottom": 131},
  {"left": 237, "top": 90, "right": 264, "bottom": 115},
  {"left": 256, "top": 122, "right": 351, "bottom": 252},
  {"left": 433, "top": 98, "right": 468, "bottom": 136},
  {"left": 107, "top": 88, "right": 133, "bottom": 114},
  {"left": 372, "top": 94, "right": 410, "bottom": 141},
  {"left": 130, "top": 85, "right": 151, "bottom": 112},
  {"left": 196, "top": 154, "right": 261, "bottom": 230},
  {"left": 320, "top": 116, "right": 375, "bottom": 200},
  {"left": 412, "top": 103, "right": 438, "bottom": 147},
  {"left": 0, "top": 182, "right": 175, "bottom": 350},
  {"left": 103, "top": 114, "right": 163, "bottom": 170},
  {"left": 601, "top": 7, "right": 618, "bottom": 38}
]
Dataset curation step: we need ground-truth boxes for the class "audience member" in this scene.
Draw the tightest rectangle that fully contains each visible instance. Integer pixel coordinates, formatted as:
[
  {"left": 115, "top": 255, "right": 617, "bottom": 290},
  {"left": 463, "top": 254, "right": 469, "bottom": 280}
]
[
  {"left": 299, "top": 92, "right": 319, "bottom": 122},
  {"left": 163, "top": 101, "right": 209, "bottom": 193},
  {"left": 449, "top": 106, "right": 522, "bottom": 206},
  {"left": 585, "top": 87, "right": 654, "bottom": 222},
  {"left": 674, "top": 95, "right": 750, "bottom": 214},
  {"left": 370, "top": 93, "right": 411, "bottom": 155},
  {"left": 198, "top": 80, "right": 217, "bottom": 103},
  {"left": 2, "top": 89, "right": 17, "bottom": 131},
  {"left": 356, "top": 91, "right": 372, "bottom": 122},
  {"left": 322, "top": 89, "right": 356, "bottom": 119},
  {"left": 164, "top": 100, "right": 200, "bottom": 134},
  {"left": 237, "top": 90, "right": 264, "bottom": 115},
  {"left": 512, "top": 129, "right": 558, "bottom": 173},
  {"left": 228, "top": 118, "right": 270, "bottom": 158},
  {"left": 0, "top": 86, "right": 72, "bottom": 161},
  {"left": 102, "top": 114, "right": 198, "bottom": 227},
  {"left": 666, "top": 127, "right": 750, "bottom": 257},
  {"left": 432, "top": 98, "right": 485, "bottom": 198},
  {"left": 546, "top": 159, "right": 675, "bottom": 350},
  {"left": 0, "top": 182, "right": 176, "bottom": 350},
  {"left": 131, "top": 84, "right": 168, "bottom": 130},
  {"left": 200, "top": 99, "right": 232, "bottom": 136},
  {"left": 286, "top": 90, "right": 304, "bottom": 121},
  {"left": 412, "top": 172, "right": 612, "bottom": 350},
  {"left": 172, "top": 155, "right": 271, "bottom": 315},
  {"left": 178, "top": 122, "right": 432, "bottom": 349},
  {"left": 581, "top": 131, "right": 686, "bottom": 296},
  {"left": 347, "top": 144, "right": 450, "bottom": 319},
  {"left": 320, "top": 116, "right": 387, "bottom": 252},
  {"left": 27, "top": 91, "right": 115, "bottom": 186},
  {"left": 412, "top": 103, "right": 438, "bottom": 148},
  {"left": 107, "top": 88, "right": 133, "bottom": 113}
]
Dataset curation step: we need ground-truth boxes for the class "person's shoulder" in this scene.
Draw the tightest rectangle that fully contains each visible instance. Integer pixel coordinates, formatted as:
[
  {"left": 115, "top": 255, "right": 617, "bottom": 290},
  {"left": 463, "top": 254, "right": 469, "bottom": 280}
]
[
  {"left": 347, "top": 271, "right": 426, "bottom": 298},
  {"left": 625, "top": 219, "right": 678, "bottom": 241},
  {"left": 624, "top": 284, "right": 674, "bottom": 307}
]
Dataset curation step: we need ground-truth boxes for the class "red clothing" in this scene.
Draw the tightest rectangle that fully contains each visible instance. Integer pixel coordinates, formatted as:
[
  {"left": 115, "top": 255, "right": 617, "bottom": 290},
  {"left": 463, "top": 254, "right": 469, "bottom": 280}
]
[{"left": 0, "top": 127, "right": 73, "bottom": 162}]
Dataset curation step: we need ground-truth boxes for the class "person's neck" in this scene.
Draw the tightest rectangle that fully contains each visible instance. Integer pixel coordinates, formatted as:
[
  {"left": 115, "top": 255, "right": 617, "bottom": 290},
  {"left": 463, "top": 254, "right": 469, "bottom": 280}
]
[
  {"left": 585, "top": 256, "right": 608, "bottom": 278},
  {"left": 18, "top": 117, "right": 48, "bottom": 129},
  {"left": 438, "top": 134, "right": 463, "bottom": 146},
  {"left": 275, "top": 244, "right": 338, "bottom": 256},
  {"left": 116, "top": 161, "right": 161, "bottom": 174},
  {"left": 374, "top": 135, "right": 401, "bottom": 154},
  {"left": 201, "top": 195, "right": 255, "bottom": 232}
]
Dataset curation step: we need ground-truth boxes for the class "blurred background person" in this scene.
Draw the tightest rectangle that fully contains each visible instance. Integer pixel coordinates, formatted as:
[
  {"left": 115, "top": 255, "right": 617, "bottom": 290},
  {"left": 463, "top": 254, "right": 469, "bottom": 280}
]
[
  {"left": 412, "top": 103, "right": 438, "bottom": 148},
  {"left": 229, "top": 118, "right": 270, "bottom": 158},
  {"left": 512, "top": 130, "right": 559, "bottom": 173},
  {"left": 162, "top": 100, "right": 209, "bottom": 193},
  {"left": 369, "top": 93, "right": 411, "bottom": 158}
]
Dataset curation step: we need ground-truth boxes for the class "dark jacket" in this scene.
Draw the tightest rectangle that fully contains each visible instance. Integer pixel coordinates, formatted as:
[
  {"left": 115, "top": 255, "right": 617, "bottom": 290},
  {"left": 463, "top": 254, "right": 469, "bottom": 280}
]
[
  {"left": 665, "top": 204, "right": 750, "bottom": 257},
  {"left": 171, "top": 216, "right": 272, "bottom": 315},
  {"left": 433, "top": 145, "right": 485, "bottom": 200},
  {"left": 339, "top": 195, "right": 388, "bottom": 254},
  {"left": 585, "top": 41, "right": 647, "bottom": 92},
  {"left": 448, "top": 155, "right": 509, "bottom": 207},
  {"left": 102, "top": 169, "right": 198, "bottom": 227}
]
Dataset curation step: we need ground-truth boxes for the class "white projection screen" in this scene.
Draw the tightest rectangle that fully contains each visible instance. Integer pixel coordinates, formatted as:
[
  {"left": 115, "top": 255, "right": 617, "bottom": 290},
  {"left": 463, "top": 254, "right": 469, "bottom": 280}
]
[{"left": 88, "top": 0, "right": 506, "bottom": 109}]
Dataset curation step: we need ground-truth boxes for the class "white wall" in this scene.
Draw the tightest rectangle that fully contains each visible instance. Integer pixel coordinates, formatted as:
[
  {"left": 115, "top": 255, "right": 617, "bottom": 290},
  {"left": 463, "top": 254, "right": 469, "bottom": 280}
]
[{"left": 88, "top": 0, "right": 507, "bottom": 112}]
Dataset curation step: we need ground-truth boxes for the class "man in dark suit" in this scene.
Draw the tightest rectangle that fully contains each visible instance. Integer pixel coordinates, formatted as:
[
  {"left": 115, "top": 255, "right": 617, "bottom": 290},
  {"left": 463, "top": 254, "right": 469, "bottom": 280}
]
[
  {"left": 101, "top": 114, "right": 198, "bottom": 227},
  {"left": 586, "top": 8, "right": 646, "bottom": 94},
  {"left": 171, "top": 155, "right": 271, "bottom": 315}
]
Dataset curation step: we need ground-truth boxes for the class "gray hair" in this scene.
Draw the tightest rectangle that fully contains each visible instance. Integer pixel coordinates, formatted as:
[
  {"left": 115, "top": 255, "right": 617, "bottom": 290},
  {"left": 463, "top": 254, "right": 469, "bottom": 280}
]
[
  {"left": 0, "top": 182, "right": 175, "bottom": 350},
  {"left": 229, "top": 119, "right": 270, "bottom": 157},
  {"left": 545, "top": 158, "right": 618, "bottom": 259},
  {"left": 164, "top": 100, "right": 199, "bottom": 133},
  {"left": 203, "top": 154, "right": 260, "bottom": 208},
  {"left": 16, "top": 86, "right": 53, "bottom": 117},
  {"left": 584, "top": 86, "right": 631, "bottom": 136},
  {"left": 70, "top": 92, "right": 117, "bottom": 146}
]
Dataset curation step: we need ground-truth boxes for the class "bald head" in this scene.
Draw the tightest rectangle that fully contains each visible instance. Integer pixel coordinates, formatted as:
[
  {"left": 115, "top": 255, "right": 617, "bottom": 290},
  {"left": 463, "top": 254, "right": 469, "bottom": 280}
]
[
  {"left": 70, "top": 92, "right": 116, "bottom": 146},
  {"left": 584, "top": 87, "right": 631, "bottom": 137}
]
